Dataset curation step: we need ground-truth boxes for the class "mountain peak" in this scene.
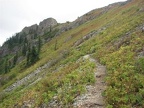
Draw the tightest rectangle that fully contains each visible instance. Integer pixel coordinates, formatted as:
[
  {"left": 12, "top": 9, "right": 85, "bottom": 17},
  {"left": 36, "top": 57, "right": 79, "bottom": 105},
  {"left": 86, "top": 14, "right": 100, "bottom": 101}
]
[{"left": 39, "top": 17, "right": 57, "bottom": 28}]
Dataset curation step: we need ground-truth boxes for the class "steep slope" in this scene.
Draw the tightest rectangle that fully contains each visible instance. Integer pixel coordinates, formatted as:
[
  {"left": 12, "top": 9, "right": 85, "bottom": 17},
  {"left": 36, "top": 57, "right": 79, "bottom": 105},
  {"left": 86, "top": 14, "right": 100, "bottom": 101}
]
[
  {"left": 0, "top": 0, "right": 144, "bottom": 107},
  {"left": 0, "top": 17, "right": 58, "bottom": 74},
  {"left": 73, "top": 55, "right": 107, "bottom": 108}
]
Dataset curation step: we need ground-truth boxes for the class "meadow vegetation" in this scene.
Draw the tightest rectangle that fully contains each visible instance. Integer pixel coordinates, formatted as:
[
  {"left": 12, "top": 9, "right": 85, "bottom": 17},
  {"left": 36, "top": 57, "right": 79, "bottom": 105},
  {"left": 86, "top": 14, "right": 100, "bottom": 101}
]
[{"left": 0, "top": 0, "right": 144, "bottom": 107}]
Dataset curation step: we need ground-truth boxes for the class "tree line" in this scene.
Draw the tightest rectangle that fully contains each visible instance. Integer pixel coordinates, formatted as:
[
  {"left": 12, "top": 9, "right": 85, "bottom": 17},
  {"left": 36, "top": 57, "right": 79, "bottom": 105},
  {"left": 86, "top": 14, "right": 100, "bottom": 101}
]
[{"left": 4, "top": 36, "right": 41, "bottom": 73}]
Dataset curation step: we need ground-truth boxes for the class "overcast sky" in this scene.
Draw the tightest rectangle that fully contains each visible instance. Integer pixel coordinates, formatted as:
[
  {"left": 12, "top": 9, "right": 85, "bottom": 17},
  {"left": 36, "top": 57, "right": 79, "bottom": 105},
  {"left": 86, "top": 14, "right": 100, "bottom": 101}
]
[{"left": 0, "top": 0, "right": 127, "bottom": 46}]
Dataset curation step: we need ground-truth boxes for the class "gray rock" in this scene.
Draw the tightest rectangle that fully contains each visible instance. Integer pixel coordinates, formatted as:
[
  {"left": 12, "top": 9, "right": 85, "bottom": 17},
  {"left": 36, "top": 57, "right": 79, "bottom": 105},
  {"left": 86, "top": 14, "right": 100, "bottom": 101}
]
[
  {"left": 22, "top": 24, "right": 38, "bottom": 35},
  {"left": 74, "top": 39, "right": 84, "bottom": 47},
  {"left": 39, "top": 18, "right": 57, "bottom": 29},
  {"left": 138, "top": 51, "right": 144, "bottom": 58},
  {"left": 142, "top": 26, "right": 144, "bottom": 32},
  {"left": 73, "top": 27, "right": 106, "bottom": 47},
  {"left": 38, "top": 18, "right": 57, "bottom": 35},
  {"left": 139, "top": 7, "right": 144, "bottom": 12}
]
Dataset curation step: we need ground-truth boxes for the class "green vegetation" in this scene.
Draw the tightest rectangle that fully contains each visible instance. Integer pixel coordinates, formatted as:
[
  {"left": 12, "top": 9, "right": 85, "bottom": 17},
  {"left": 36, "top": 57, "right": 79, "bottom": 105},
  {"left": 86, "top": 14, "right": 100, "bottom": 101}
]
[
  {"left": 135, "top": 57, "right": 144, "bottom": 74},
  {"left": 4, "top": 58, "right": 9, "bottom": 73},
  {"left": 0, "top": 0, "right": 144, "bottom": 107},
  {"left": 26, "top": 46, "right": 39, "bottom": 65},
  {"left": 42, "top": 28, "right": 59, "bottom": 40},
  {"left": 0, "top": 58, "right": 95, "bottom": 107}
]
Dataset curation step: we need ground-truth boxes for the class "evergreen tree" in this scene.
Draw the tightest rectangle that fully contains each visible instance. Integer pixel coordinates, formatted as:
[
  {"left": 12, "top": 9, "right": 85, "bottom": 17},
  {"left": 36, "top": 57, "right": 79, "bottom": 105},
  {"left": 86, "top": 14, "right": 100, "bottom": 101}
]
[
  {"left": 22, "top": 44, "right": 27, "bottom": 56},
  {"left": 24, "top": 37, "right": 28, "bottom": 44},
  {"left": 27, "top": 51, "right": 30, "bottom": 65},
  {"left": 38, "top": 36, "right": 42, "bottom": 53},
  {"left": 54, "top": 39, "right": 57, "bottom": 50},
  {"left": 4, "top": 59, "right": 8, "bottom": 73},
  {"left": 13, "top": 52, "right": 18, "bottom": 66},
  {"left": 27, "top": 45, "right": 31, "bottom": 65},
  {"left": 26, "top": 46, "right": 39, "bottom": 66},
  {"left": 8, "top": 60, "right": 11, "bottom": 70},
  {"left": 30, "top": 46, "right": 39, "bottom": 64},
  {"left": 19, "top": 36, "right": 23, "bottom": 44}
]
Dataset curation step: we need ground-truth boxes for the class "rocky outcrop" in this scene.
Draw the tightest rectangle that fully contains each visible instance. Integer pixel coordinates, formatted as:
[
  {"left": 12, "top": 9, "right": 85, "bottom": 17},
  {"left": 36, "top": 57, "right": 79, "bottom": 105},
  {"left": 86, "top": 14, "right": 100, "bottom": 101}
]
[
  {"left": 0, "top": 44, "right": 9, "bottom": 57},
  {"left": 58, "top": 15, "right": 92, "bottom": 34},
  {"left": 57, "top": 1, "right": 123, "bottom": 35},
  {"left": 0, "top": 0, "right": 129, "bottom": 58},
  {"left": 39, "top": 18, "right": 57, "bottom": 29},
  {"left": 3, "top": 59, "right": 53, "bottom": 92},
  {"left": 38, "top": 18, "right": 57, "bottom": 35},
  {"left": 73, "top": 27, "right": 107, "bottom": 47},
  {"left": 3, "top": 53, "right": 65, "bottom": 92},
  {"left": 0, "top": 17, "right": 58, "bottom": 58},
  {"left": 0, "top": 44, "right": 22, "bottom": 58},
  {"left": 22, "top": 24, "right": 38, "bottom": 35},
  {"left": 21, "top": 18, "right": 57, "bottom": 36}
]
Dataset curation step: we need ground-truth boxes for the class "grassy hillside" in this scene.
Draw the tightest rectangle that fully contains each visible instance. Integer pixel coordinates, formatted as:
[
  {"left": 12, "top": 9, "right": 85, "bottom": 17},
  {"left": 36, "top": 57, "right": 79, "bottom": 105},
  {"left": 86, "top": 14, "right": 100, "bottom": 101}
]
[{"left": 0, "top": 0, "right": 144, "bottom": 107}]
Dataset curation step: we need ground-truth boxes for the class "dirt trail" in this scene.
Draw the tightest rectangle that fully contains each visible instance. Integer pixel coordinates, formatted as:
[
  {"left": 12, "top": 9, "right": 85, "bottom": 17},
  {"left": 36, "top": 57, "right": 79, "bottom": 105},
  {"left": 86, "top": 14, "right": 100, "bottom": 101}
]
[{"left": 73, "top": 55, "right": 107, "bottom": 108}]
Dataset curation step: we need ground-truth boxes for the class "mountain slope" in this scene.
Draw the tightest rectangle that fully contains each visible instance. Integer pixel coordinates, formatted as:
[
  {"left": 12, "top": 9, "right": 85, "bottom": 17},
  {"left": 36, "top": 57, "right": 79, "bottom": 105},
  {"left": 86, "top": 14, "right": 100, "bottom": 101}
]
[{"left": 0, "top": 0, "right": 144, "bottom": 107}]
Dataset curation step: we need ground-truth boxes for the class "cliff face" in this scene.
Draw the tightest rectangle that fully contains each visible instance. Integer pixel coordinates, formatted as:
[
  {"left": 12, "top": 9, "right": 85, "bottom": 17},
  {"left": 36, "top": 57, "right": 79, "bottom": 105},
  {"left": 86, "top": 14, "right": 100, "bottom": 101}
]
[
  {"left": 0, "top": 2, "right": 127, "bottom": 58},
  {"left": 38, "top": 18, "right": 57, "bottom": 35},
  {"left": 22, "top": 24, "right": 38, "bottom": 35},
  {"left": 21, "top": 18, "right": 57, "bottom": 35},
  {"left": 0, "top": 18, "right": 58, "bottom": 58}
]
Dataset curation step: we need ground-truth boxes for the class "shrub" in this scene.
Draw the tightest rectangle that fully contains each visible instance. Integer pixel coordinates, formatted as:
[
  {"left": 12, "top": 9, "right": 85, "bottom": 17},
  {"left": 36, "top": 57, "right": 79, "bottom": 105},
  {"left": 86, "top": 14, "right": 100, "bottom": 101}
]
[{"left": 135, "top": 57, "right": 144, "bottom": 74}]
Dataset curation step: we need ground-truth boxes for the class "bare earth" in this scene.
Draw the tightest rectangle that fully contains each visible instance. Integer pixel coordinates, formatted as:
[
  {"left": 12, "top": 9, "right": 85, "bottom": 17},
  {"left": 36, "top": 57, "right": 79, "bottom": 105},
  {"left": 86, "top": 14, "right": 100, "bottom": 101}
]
[{"left": 73, "top": 55, "right": 107, "bottom": 108}]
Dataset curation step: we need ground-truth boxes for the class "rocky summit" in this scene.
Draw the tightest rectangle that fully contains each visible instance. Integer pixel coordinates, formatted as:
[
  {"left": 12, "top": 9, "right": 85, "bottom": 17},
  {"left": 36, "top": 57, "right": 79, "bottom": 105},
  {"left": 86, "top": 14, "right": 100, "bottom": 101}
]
[{"left": 0, "top": 0, "right": 144, "bottom": 108}]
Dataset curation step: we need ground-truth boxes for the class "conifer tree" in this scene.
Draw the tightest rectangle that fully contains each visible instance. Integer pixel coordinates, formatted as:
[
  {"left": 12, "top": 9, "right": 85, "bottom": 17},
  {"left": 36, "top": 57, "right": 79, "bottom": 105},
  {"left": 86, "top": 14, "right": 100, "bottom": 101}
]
[
  {"left": 13, "top": 52, "right": 18, "bottom": 66},
  {"left": 27, "top": 45, "right": 31, "bottom": 65},
  {"left": 38, "top": 36, "right": 41, "bottom": 53},
  {"left": 22, "top": 44, "right": 27, "bottom": 56},
  {"left": 26, "top": 45, "right": 39, "bottom": 66},
  {"left": 30, "top": 46, "right": 39, "bottom": 64},
  {"left": 4, "top": 59, "right": 8, "bottom": 73},
  {"left": 54, "top": 39, "right": 57, "bottom": 50},
  {"left": 24, "top": 37, "right": 28, "bottom": 44},
  {"left": 8, "top": 60, "right": 11, "bottom": 70}
]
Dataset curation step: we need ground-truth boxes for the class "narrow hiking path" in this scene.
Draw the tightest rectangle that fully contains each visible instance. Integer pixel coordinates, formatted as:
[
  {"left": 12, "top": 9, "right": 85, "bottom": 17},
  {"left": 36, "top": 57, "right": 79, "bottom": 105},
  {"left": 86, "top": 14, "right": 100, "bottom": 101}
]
[
  {"left": 1, "top": 54, "right": 107, "bottom": 108},
  {"left": 73, "top": 55, "right": 107, "bottom": 108}
]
